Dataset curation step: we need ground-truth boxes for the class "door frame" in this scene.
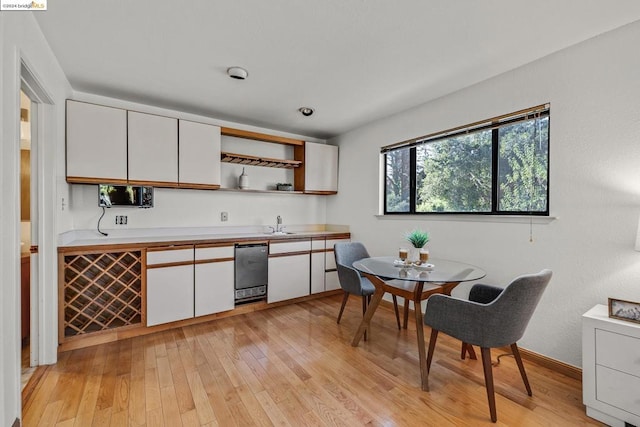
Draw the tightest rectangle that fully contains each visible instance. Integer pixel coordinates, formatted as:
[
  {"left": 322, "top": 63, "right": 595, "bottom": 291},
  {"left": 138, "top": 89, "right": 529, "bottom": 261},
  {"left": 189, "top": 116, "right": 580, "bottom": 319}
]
[{"left": 20, "top": 59, "right": 54, "bottom": 368}]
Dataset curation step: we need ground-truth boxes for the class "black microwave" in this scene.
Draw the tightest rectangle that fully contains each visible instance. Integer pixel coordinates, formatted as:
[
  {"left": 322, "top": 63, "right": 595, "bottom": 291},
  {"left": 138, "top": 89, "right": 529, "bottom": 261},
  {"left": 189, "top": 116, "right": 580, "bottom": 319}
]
[{"left": 99, "top": 184, "right": 153, "bottom": 208}]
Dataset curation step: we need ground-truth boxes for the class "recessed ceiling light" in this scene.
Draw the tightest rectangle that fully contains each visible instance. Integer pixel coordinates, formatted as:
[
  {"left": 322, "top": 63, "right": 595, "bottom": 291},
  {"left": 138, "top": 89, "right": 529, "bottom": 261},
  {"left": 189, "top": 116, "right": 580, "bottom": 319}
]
[
  {"left": 298, "top": 107, "right": 314, "bottom": 117},
  {"left": 227, "top": 66, "right": 248, "bottom": 80}
]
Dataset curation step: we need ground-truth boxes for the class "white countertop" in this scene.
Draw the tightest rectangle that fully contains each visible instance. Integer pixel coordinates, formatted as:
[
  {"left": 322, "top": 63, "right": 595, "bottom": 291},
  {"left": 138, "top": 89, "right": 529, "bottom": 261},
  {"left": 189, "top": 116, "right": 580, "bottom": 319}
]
[{"left": 58, "top": 224, "right": 350, "bottom": 248}]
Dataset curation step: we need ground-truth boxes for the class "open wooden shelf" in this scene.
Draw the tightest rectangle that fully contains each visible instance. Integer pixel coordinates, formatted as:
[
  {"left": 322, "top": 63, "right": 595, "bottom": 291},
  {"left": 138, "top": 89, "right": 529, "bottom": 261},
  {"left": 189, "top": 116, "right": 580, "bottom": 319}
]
[
  {"left": 221, "top": 152, "right": 302, "bottom": 169},
  {"left": 217, "top": 187, "right": 304, "bottom": 194}
]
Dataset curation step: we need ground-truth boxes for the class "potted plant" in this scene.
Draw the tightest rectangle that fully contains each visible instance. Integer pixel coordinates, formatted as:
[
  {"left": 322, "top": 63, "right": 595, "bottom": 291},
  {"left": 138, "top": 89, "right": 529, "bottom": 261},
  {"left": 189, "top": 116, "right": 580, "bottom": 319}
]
[
  {"left": 406, "top": 229, "right": 429, "bottom": 248},
  {"left": 405, "top": 229, "right": 429, "bottom": 262}
]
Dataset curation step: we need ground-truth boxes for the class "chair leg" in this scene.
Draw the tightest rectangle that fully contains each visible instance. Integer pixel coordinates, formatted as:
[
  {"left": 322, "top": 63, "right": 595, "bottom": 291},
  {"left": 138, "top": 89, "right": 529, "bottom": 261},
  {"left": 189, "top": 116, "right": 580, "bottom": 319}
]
[
  {"left": 511, "top": 343, "right": 532, "bottom": 396},
  {"left": 461, "top": 342, "right": 477, "bottom": 360},
  {"left": 337, "top": 291, "right": 349, "bottom": 324},
  {"left": 362, "top": 295, "right": 368, "bottom": 341},
  {"left": 426, "top": 328, "right": 439, "bottom": 373},
  {"left": 480, "top": 347, "right": 497, "bottom": 423},
  {"left": 403, "top": 298, "right": 410, "bottom": 329},
  {"left": 392, "top": 295, "right": 401, "bottom": 329}
]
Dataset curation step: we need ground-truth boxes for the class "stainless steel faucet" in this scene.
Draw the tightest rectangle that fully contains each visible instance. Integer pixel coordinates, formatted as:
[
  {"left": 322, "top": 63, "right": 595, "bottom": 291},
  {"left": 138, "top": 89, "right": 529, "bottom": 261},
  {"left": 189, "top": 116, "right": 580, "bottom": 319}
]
[{"left": 276, "top": 215, "right": 282, "bottom": 232}]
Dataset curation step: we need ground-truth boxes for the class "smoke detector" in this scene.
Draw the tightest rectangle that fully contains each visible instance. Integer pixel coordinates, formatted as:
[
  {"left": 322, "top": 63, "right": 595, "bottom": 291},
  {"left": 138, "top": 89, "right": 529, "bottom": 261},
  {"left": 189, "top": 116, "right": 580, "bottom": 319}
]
[{"left": 227, "top": 66, "right": 248, "bottom": 80}]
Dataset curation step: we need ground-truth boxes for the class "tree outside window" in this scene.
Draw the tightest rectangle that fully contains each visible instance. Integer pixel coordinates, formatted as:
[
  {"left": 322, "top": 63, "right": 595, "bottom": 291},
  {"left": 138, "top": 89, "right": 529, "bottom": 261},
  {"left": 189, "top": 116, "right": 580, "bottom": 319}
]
[{"left": 384, "top": 108, "right": 549, "bottom": 215}]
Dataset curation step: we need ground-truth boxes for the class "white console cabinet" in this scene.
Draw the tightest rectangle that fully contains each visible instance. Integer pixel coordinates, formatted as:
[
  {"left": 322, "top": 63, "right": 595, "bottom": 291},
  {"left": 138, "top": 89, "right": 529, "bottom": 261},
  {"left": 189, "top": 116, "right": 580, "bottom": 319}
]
[{"left": 583, "top": 304, "right": 640, "bottom": 427}]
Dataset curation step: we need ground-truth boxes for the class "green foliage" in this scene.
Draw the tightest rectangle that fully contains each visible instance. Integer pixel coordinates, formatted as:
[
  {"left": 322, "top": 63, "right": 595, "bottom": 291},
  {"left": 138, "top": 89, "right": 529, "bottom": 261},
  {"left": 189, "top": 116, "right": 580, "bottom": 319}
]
[
  {"left": 417, "top": 130, "right": 492, "bottom": 212},
  {"left": 385, "top": 148, "right": 411, "bottom": 212},
  {"left": 384, "top": 116, "right": 549, "bottom": 214},
  {"left": 405, "top": 229, "right": 429, "bottom": 248},
  {"left": 497, "top": 118, "right": 549, "bottom": 211}
]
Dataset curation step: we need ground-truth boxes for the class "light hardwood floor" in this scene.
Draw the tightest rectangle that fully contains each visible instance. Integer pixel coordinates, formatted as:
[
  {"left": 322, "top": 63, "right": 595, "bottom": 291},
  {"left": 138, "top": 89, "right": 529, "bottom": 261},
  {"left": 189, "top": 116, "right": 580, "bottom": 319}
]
[{"left": 22, "top": 295, "right": 602, "bottom": 426}]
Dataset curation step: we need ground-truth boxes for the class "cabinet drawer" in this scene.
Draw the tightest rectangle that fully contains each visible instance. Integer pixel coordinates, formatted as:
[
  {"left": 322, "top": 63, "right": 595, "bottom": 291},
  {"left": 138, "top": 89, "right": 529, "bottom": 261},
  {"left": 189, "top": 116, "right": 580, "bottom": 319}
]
[
  {"left": 147, "top": 247, "right": 193, "bottom": 265},
  {"left": 596, "top": 365, "right": 640, "bottom": 417},
  {"left": 269, "top": 240, "right": 311, "bottom": 254},
  {"left": 195, "top": 245, "right": 234, "bottom": 261},
  {"left": 596, "top": 329, "right": 640, "bottom": 377}
]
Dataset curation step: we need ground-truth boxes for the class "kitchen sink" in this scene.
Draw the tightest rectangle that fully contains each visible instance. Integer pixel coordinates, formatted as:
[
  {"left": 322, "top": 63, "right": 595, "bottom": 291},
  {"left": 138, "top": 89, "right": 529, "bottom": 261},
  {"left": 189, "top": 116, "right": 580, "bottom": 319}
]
[{"left": 265, "top": 231, "right": 296, "bottom": 235}]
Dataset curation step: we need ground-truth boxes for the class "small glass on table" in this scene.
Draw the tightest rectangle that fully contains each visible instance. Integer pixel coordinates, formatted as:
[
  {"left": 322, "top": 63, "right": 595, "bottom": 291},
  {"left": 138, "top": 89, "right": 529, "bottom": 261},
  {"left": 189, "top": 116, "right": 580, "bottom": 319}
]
[{"left": 399, "top": 248, "right": 409, "bottom": 263}]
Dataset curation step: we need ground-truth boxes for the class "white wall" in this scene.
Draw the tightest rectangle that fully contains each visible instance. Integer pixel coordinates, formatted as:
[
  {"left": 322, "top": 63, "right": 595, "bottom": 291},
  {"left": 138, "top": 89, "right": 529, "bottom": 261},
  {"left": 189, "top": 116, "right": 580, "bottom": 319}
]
[
  {"left": 328, "top": 20, "right": 640, "bottom": 367},
  {"left": 0, "top": 12, "right": 72, "bottom": 426}
]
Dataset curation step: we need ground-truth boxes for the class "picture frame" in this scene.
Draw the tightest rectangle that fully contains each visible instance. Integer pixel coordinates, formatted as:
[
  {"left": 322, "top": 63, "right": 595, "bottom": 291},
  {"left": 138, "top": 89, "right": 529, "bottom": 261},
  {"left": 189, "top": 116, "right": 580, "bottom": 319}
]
[{"left": 608, "top": 298, "right": 640, "bottom": 324}]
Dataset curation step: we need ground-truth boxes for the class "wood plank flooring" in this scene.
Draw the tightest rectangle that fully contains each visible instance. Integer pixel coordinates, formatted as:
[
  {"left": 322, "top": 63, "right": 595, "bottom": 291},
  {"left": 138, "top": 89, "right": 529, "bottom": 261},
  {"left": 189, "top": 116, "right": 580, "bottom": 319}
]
[{"left": 22, "top": 295, "right": 602, "bottom": 426}]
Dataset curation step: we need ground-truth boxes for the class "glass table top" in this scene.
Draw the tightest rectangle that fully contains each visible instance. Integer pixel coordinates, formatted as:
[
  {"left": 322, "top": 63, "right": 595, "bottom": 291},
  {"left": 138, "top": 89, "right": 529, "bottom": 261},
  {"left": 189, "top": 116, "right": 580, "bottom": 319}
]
[{"left": 352, "top": 257, "right": 486, "bottom": 283}]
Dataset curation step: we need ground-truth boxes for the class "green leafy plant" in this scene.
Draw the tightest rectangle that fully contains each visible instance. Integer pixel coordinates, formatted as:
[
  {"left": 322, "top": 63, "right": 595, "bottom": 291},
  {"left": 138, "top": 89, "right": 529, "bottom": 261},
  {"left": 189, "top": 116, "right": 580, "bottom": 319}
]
[{"left": 405, "top": 229, "right": 429, "bottom": 248}]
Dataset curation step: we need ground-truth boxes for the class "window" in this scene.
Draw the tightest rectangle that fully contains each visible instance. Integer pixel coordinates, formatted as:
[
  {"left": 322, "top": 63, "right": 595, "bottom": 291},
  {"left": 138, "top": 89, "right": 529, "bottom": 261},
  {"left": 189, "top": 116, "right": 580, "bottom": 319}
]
[{"left": 383, "top": 105, "right": 549, "bottom": 215}]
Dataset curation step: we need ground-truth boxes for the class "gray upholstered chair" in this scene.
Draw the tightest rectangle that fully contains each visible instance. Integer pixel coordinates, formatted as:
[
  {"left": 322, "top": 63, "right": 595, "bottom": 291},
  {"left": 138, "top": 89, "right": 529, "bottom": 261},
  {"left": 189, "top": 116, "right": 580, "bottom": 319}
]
[
  {"left": 423, "top": 269, "right": 552, "bottom": 423},
  {"left": 334, "top": 242, "right": 402, "bottom": 337}
]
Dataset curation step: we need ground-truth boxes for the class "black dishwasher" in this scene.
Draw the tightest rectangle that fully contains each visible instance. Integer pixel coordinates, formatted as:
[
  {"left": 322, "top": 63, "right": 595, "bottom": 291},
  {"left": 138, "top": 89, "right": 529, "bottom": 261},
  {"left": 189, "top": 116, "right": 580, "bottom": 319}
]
[{"left": 234, "top": 243, "right": 268, "bottom": 304}]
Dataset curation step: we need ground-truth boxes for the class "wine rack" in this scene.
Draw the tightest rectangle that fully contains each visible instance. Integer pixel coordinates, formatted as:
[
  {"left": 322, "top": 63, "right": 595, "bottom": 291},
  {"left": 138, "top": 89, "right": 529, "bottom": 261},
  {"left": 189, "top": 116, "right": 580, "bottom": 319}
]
[{"left": 61, "top": 250, "right": 142, "bottom": 339}]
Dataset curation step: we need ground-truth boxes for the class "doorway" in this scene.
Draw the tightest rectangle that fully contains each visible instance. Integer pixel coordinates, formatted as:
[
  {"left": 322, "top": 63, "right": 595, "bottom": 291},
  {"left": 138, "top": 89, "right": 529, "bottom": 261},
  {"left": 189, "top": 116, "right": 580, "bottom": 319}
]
[{"left": 19, "top": 89, "right": 36, "bottom": 389}]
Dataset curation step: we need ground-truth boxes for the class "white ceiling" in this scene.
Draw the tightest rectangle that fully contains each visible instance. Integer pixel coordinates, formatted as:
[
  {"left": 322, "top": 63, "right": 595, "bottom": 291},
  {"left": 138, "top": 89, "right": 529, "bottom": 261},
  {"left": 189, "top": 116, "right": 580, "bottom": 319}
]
[{"left": 34, "top": 1, "right": 640, "bottom": 139}]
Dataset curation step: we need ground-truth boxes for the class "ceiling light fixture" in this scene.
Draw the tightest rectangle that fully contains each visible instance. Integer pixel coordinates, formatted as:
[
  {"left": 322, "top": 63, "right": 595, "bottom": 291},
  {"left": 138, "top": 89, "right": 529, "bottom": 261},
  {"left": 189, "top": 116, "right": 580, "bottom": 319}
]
[
  {"left": 227, "top": 66, "right": 248, "bottom": 80},
  {"left": 299, "top": 107, "right": 314, "bottom": 117}
]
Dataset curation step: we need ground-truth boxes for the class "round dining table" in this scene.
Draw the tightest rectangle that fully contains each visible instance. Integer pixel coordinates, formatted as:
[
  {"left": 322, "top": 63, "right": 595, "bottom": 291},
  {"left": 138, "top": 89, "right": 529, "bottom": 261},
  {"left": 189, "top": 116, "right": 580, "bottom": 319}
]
[{"left": 351, "top": 256, "right": 486, "bottom": 391}]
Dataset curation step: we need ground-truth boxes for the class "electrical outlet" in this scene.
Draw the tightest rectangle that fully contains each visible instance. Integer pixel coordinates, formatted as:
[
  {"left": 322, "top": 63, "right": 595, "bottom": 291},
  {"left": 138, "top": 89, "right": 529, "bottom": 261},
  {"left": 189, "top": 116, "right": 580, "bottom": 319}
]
[
  {"left": 115, "top": 215, "right": 128, "bottom": 225},
  {"left": 221, "top": 211, "right": 228, "bottom": 222}
]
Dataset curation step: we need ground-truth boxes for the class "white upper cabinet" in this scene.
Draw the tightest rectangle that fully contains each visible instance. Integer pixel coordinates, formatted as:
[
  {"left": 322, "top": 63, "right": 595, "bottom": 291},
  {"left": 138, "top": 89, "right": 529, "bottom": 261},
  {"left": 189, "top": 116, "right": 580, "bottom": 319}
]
[
  {"left": 66, "top": 100, "right": 128, "bottom": 183},
  {"left": 128, "top": 111, "right": 178, "bottom": 185},
  {"left": 304, "top": 142, "right": 338, "bottom": 194},
  {"left": 178, "top": 120, "right": 221, "bottom": 188}
]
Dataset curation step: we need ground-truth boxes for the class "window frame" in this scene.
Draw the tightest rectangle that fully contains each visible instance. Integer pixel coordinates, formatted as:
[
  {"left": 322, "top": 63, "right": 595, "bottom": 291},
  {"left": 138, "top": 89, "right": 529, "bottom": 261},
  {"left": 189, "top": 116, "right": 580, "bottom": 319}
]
[{"left": 383, "top": 106, "right": 550, "bottom": 216}]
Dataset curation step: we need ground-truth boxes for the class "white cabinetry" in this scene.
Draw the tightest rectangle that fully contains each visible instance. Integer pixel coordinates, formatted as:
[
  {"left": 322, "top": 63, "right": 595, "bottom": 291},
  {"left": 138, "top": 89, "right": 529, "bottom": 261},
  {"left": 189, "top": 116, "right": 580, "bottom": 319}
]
[
  {"left": 146, "top": 246, "right": 194, "bottom": 326},
  {"left": 583, "top": 304, "right": 640, "bottom": 427},
  {"left": 194, "top": 245, "right": 234, "bottom": 316},
  {"left": 304, "top": 142, "right": 338, "bottom": 194},
  {"left": 128, "top": 111, "right": 178, "bottom": 185},
  {"left": 66, "top": 100, "right": 128, "bottom": 183},
  {"left": 311, "top": 238, "right": 326, "bottom": 294},
  {"left": 268, "top": 240, "right": 311, "bottom": 303},
  {"left": 179, "top": 120, "right": 221, "bottom": 189},
  {"left": 325, "top": 237, "right": 350, "bottom": 291},
  {"left": 310, "top": 236, "right": 350, "bottom": 294}
]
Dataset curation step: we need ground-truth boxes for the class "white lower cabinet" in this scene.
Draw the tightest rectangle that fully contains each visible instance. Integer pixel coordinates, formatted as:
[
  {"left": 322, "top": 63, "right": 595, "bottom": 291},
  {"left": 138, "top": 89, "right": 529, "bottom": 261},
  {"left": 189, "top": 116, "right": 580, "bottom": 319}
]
[
  {"left": 325, "top": 238, "right": 350, "bottom": 291},
  {"left": 145, "top": 235, "right": 350, "bottom": 327},
  {"left": 310, "top": 236, "right": 350, "bottom": 293},
  {"left": 194, "top": 245, "right": 234, "bottom": 316},
  {"left": 147, "top": 245, "right": 236, "bottom": 326},
  {"left": 311, "top": 238, "right": 326, "bottom": 294},
  {"left": 147, "top": 263, "right": 194, "bottom": 326},
  {"left": 268, "top": 239, "right": 311, "bottom": 303},
  {"left": 583, "top": 304, "right": 640, "bottom": 427}
]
